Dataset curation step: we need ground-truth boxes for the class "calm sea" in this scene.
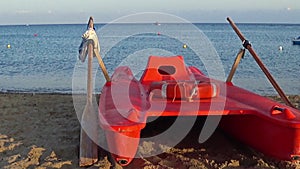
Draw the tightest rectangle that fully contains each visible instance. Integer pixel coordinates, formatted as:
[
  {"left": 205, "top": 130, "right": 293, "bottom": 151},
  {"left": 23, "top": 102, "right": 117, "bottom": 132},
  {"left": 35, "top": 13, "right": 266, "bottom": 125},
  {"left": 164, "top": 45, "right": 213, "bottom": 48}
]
[{"left": 0, "top": 23, "right": 299, "bottom": 95}]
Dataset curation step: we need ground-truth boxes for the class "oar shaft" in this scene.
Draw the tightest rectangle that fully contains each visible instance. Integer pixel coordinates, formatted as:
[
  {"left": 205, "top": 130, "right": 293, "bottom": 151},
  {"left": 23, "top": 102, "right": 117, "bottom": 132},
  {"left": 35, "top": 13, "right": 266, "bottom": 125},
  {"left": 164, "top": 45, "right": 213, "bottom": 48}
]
[
  {"left": 226, "top": 49, "right": 245, "bottom": 82},
  {"left": 87, "top": 43, "right": 93, "bottom": 103},
  {"left": 227, "top": 17, "right": 295, "bottom": 108},
  {"left": 227, "top": 17, "right": 246, "bottom": 42},
  {"left": 94, "top": 50, "right": 111, "bottom": 82}
]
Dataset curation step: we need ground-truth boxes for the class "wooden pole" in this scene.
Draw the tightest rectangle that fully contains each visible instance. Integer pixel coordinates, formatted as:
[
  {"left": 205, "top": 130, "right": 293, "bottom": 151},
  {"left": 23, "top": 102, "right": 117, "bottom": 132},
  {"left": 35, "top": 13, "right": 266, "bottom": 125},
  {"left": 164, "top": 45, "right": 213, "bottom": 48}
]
[
  {"left": 94, "top": 50, "right": 111, "bottom": 82},
  {"left": 79, "top": 17, "right": 99, "bottom": 167},
  {"left": 227, "top": 17, "right": 295, "bottom": 108},
  {"left": 226, "top": 49, "right": 245, "bottom": 82}
]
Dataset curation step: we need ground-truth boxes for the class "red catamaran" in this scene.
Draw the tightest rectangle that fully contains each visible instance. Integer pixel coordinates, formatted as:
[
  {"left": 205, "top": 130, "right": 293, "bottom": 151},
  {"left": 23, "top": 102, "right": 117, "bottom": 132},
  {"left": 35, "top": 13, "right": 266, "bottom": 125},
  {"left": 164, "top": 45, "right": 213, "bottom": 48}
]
[
  {"left": 98, "top": 53, "right": 300, "bottom": 166},
  {"left": 79, "top": 17, "right": 300, "bottom": 167}
]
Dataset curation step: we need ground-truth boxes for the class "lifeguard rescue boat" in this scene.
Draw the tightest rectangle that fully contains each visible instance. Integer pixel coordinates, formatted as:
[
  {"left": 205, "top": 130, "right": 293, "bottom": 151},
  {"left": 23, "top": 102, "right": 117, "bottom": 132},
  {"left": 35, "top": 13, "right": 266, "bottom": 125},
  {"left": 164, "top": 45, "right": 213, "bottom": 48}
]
[
  {"left": 92, "top": 17, "right": 300, "bottom": 166},
  {"left": 98, "top": 54, "right": 300, "bottom": 166}
]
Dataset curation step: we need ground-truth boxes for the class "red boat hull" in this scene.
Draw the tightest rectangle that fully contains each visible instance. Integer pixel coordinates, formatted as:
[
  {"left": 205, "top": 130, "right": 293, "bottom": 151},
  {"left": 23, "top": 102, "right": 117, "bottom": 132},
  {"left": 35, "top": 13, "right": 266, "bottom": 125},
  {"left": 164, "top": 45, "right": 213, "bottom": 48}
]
[
  {"left": 105, "top": 129, "right": 141, "bottom": 166},
  {"left": 220, "top": 115, "right": 300, "bottom": 160}
]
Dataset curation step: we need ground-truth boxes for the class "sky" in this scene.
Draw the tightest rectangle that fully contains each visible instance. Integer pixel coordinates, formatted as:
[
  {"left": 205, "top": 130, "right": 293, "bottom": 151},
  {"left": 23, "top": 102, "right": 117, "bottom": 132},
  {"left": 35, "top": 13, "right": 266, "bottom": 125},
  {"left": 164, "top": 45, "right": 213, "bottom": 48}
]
[{"left": 0, "top": 0, "right": 299, "bottom": 25}]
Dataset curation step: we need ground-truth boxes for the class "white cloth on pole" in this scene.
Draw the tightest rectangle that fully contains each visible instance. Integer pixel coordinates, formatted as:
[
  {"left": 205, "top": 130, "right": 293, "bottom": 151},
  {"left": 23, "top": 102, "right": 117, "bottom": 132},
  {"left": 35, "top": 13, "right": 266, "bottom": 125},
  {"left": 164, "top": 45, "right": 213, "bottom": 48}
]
[{"left": 78, "top": 28, "right": 100, "bottom": 62}]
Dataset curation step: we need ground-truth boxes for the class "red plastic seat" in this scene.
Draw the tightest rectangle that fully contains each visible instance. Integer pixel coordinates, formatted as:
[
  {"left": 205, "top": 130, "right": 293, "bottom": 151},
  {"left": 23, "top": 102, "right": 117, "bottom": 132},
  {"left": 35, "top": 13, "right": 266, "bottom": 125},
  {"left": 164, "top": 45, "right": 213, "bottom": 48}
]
[{"left": 140, "top": 56, "right": 190, "bottom": 84}]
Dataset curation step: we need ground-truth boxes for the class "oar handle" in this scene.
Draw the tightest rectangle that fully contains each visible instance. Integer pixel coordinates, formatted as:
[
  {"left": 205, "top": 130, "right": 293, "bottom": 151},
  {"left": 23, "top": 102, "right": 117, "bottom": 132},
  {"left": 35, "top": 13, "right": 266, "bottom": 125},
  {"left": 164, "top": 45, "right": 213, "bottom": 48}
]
[
  {"left": 88, "top": 16, "right": 94, "bottom": 29},
  {"left": 227, "top": 17, "right": 295, "bottom": 108}
]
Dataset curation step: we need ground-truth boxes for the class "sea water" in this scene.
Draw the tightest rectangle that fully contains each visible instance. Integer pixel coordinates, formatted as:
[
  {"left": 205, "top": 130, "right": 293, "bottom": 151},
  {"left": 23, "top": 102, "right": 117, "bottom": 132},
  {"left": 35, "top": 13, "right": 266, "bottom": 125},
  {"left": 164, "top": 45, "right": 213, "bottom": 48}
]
[{"left": 0, "top": 23, "right": 299, "bottom": 95}]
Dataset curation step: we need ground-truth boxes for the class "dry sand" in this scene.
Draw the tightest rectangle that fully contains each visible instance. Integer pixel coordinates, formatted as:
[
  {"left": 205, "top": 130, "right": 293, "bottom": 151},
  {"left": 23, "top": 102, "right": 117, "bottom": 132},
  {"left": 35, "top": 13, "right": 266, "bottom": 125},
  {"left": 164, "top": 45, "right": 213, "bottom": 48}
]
[{"left": 0, "top": 93, "right": 300, "bottom": 169}]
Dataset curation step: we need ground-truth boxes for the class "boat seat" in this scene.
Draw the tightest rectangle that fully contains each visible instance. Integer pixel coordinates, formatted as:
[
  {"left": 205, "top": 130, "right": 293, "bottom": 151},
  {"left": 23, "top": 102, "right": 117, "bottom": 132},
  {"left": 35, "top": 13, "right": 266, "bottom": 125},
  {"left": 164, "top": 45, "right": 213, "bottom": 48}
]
[{"left": 140, "top": 56, "right": 190, "bottom": 84}]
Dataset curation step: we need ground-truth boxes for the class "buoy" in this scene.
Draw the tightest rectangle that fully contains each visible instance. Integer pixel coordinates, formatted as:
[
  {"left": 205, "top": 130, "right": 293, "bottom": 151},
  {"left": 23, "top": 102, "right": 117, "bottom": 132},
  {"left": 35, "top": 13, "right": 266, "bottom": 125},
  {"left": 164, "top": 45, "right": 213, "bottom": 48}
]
[
  {"left": 7, "top": 44, "right": 11, "bottom": 48},
  {"left": 279, "top": 46, "right": 283, "bottom": 51},
  {"left": 157, "top": 32, "right": 161, "bottom": 36},
  {"left": 183, "top": 44, "right": 187, "bottom": 49},
  {"left": 34, "top": 33, "right": 38, "bottom": 37}
]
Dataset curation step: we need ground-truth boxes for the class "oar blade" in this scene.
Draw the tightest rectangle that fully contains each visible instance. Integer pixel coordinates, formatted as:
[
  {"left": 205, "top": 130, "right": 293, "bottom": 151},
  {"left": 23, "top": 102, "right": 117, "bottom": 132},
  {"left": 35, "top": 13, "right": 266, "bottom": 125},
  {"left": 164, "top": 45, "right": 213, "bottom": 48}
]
[{"left": 79, "top": 104, "right": 98, "bottom": 166}]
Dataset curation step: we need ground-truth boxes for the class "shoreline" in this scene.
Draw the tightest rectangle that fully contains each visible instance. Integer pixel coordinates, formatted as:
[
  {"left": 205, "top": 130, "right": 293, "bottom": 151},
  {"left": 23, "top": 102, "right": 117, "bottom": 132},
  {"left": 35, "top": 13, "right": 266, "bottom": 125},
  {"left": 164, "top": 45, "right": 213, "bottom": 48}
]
[
  {"left": 0, "top": 93, "right": 299, "bottom": 168},
  {"left": 1, "top": 92, "right": 299, "bottom": 107}
]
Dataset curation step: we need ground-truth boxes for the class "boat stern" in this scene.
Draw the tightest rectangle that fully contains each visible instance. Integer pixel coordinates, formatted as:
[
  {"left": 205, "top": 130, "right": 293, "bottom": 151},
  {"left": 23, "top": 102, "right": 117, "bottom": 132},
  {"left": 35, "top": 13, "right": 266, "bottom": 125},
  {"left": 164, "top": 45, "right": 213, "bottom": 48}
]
[{"left": 105, "top": 125, "right": 144, "bottom": 166}]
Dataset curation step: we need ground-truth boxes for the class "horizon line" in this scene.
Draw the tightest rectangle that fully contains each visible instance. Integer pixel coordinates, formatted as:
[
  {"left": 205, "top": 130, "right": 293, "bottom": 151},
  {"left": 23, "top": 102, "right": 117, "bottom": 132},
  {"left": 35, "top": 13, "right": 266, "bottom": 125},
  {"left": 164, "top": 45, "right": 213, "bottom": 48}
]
[{"left": 1, "top": 21, "right": 300, "bottom": 27}]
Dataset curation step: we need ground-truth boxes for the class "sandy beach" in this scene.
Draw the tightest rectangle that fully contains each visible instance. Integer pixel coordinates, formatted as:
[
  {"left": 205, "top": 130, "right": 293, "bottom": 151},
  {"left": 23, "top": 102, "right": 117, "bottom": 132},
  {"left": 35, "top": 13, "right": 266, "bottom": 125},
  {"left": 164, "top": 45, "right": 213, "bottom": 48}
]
[{"left": 0, "top": 93, "right": 300, "bottom": 169}]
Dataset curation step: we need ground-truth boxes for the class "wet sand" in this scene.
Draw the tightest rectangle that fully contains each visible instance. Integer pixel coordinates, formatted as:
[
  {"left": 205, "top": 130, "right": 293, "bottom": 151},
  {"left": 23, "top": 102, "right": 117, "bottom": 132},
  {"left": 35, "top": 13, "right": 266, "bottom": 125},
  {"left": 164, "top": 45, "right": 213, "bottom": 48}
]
[{"left": 0, "top": 93, "right": 299, "bottom": 169}]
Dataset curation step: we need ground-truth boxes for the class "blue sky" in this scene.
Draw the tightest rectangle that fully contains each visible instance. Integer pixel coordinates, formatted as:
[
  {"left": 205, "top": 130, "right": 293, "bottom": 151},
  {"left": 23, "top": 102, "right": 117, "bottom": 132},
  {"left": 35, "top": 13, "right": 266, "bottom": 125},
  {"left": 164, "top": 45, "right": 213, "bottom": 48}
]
[{"left": 0, "top": 0, "right": 299, "bottom": 25}]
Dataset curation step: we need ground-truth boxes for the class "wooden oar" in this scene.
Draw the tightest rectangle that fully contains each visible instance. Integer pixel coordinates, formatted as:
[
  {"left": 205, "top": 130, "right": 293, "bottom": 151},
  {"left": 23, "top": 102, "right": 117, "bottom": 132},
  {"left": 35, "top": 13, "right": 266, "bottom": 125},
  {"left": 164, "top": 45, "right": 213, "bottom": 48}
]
[
  {"left": 227, "top": 17, "right": 295, "bottom": 108},
  {"left": 79, "top": 17, "right": 98, "bottom": 167},
  {"left": 226, "top": 49, "right": 245, "bottom": 82}
]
